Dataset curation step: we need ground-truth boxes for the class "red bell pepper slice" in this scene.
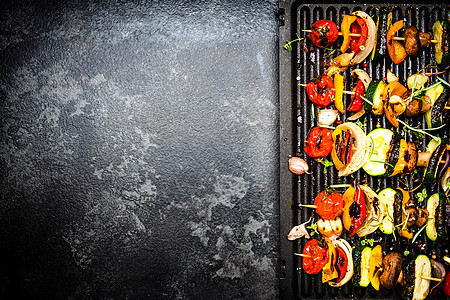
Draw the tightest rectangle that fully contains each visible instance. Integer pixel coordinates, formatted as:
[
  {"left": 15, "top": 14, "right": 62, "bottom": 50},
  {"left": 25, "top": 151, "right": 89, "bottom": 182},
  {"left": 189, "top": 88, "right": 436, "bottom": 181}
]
[
  {"left": 348, "top": 80, "right": 365, "bottom": 112},
  {"left": 348, "top": 184, "right": 366, "bottom": 237},
  {"left": 335, "top": 247, "right": 348, "bottom": 283},
  {"left": 350, "top": 17, "right": 368, "bottom": 54}
]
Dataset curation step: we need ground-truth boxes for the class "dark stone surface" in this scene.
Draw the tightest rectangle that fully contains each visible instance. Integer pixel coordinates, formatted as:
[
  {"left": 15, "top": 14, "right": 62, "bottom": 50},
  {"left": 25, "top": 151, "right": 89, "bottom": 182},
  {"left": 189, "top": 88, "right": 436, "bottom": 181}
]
[{"left": 0, "top": 0, "right": 280, "bottom": 299}]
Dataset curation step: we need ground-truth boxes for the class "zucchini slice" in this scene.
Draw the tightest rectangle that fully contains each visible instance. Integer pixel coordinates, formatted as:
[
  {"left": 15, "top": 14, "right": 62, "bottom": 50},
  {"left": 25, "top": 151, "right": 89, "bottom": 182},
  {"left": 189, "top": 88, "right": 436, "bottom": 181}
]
[
  {"left": 371, "top": 9, "right": 392, "bottom": 61},
  {"left": 432, "top": 20, "right": 450, "bottom": 69},
  {"left": 423, "top": 139, "right": 447, "bottom": 184},
  {"left": 354, "top": 246, "right": 372, "bottom": 287},
  {"left": 364, "top": 80, "right": 386, "bottom": 115},
  {"left": 403, "top": 254, "right": 431, "bottom": 300},
  {"left": 378, "top": 188, "right": 398, "bottom": 234},
  {"left": 424, "top": 83, "right": 444, "bottom": 128},
  {"left": 363, "top": 128, "right": 394, "bottom": 176},
  {"left": 426, "top": 193, "right": 447, "bottom": 241},
  {"left": 429, "top": 88, "right": 449, "bottom": 128},
  {"left": 384, "top": 132, "right": 403, "bottom": 177}
]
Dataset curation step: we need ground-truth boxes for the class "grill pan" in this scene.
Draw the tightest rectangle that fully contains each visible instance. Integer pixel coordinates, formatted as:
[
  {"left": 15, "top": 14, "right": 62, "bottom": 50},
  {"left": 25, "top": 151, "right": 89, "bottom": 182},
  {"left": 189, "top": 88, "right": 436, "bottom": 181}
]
[{"left": 279, "top": 1, "right": 450, "bottom": 299}]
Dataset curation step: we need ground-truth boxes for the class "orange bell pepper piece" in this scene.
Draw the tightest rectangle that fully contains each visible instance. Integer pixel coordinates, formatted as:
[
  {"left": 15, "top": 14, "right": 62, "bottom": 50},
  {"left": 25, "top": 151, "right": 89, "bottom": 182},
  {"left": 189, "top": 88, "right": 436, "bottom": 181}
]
[
  {"left": 383, "top": 81, "right": 407, "bottom": 127},
  {"left": 340, "top": 15, "right": 357, "bottom": 53},
  {"left": 386, "top": 20, "right": 407, "bottom": 64}
]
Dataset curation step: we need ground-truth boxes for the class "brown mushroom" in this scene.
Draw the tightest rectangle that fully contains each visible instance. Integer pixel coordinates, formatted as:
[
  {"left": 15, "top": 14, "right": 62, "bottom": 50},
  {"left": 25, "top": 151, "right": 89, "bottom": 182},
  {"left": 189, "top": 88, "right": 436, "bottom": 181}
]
[
  {"left": 415, "top": 208, "right": 429, "bottom": 227},
  {"left": 402, "top": 90, "right": 422, "bottom": 117},
  {"left": 380, "top": 252, "right": 403, "bottom": 289},
  {"left": 420, "top": 95, "right": 432, "bottom": 113},
  {"left": 419, "top": 32, "right": 432, "bottom": 48},
  {"left": 404, "top": 26, "right": 420, "bottom": 56},
  {"left": 405, "top": 207, "right": 418, "bottom": 227}
]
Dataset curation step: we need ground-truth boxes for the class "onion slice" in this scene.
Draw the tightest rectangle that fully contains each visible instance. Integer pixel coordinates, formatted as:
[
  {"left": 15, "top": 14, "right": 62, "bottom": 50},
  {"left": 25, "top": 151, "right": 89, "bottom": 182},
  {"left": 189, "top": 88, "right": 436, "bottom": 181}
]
[
  {"left": 352, "top": 69, "right": 372, "bottom": 91},
  {"left": 328, "top": 239, "right": 353, "bottom": 287},
  {"left": 318, "top": 109, "right": 338, "bottom": 126},
  {"left": 351, "top": 11, "right": 377, "bottom": 64},
  {"left": 429, "top": 260, "right": 446, "bottom": 295}
]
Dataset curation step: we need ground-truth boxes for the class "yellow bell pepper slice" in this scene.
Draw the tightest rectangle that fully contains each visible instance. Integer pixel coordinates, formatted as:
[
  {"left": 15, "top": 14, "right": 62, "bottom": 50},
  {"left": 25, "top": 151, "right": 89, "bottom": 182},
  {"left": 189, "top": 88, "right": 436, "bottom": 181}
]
[
  {"left": 369, "top": 245, "right": 383, "bottom": 290},
  {"left": 322, "top": 238, "right": 338, "bottom": 283},
  {"left": 334, "top": 73, "right": 345, "bottom": 113}
]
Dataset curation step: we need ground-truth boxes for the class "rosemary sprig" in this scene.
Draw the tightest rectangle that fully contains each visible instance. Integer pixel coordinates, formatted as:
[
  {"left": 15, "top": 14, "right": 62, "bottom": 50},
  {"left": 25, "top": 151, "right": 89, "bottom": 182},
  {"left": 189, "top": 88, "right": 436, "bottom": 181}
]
[
  {"left": 437, "top": 76, "right": 450, "bottom": 87},
  {"left": 411, "top": 224, "right": 427, "bottom": 244},
  {"left": 369, "top": 160, "right": 394, "bottom": 168},
  {"left": 397, "top": 119, "right": 440, "bottom": 142}
]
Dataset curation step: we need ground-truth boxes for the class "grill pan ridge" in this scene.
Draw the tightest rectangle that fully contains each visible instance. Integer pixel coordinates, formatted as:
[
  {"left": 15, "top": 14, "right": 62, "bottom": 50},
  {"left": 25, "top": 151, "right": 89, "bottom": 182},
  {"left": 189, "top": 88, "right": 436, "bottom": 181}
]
[{"left": 279, "top": 1, "right": 450, "bottom": 299}]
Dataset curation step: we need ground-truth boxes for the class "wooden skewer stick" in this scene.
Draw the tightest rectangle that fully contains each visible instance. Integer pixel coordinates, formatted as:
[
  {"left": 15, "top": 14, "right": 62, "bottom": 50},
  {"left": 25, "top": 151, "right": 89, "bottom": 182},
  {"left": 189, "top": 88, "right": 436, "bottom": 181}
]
[
  {"left": 421, "top": 275, "right": 442, "bottom": 282},
  {"left": 301, "top": 29, "right": 438, "bottom": 43},
  {"left": 298, "top": 83, "right": 354, "bottom": 95},
  {"left": 294, "top": 253, "right": 312, "bottom": 258},
  {"left": 443, "top": 256, "right": 450, "bottom": 264},
  {"left": 298, "top": 204, "right": 317, "bottom": 209}
]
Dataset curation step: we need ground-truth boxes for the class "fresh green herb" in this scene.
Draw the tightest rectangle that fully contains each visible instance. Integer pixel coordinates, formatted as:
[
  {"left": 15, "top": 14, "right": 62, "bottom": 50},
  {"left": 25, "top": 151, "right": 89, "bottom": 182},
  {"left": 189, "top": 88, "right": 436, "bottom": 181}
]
[
  {"left": 412, "top": 224, "right": 427, "bottom": 244},
  {"left": 437, "top": 76, "right": 450, "bottom": 87},
  {"left": 330, "top": 184, "right": 351, "bottom": 189},
  {"left": 319, "top": 125, "right": 336, "bottom": 130},
  {"left": 361, "top": 238, "right": 375, "bottom": 247},
  {"left": 416, "top": 188, "right": 427, "bottom": 203},
  {"left": 357, "top": 119, "right": 367, "bottom": 131},
  {"left": 397, "top": 119, "right": 440, "bottom": 142},
  {"left": 404, "top": 250, "right": 410, "bottom": 256},
  {"left": 283, "top": 34, "right": 304, "bottom": 51},
  {"left": 368, "top": 160, "right": 395, "bottom": 168},
  {"left": 324, "top": 48, "right": 336, "bottom": 58},
  {"left": 316, "top": 158, "right": 334, "bottom": 174},
  {"left": 307, "top": 221, "right": 319, "bottom": 236}
]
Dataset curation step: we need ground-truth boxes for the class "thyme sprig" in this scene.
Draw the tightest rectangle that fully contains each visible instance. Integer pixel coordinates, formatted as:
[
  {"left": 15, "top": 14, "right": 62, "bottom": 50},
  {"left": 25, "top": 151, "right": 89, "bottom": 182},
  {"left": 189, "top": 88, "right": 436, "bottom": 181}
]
[{"left": 283, "top": 33, "right": 304, "bottom": 51}]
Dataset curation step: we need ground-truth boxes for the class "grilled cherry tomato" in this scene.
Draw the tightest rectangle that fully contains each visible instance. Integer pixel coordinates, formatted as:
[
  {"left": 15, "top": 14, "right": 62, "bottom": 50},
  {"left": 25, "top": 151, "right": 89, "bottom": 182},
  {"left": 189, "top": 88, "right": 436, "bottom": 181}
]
[
  {"left": 314, "top": 190, "right": 344, "bottom": 220},
  {"left": 306, "top": 75, "right": 335, "bottom": 108},
  {"left": 347, "top": 184, "right": 366, "bottom": 237},
  {"left": 444, "top": 271, "right": 450, "bottom": 296},
  {"left": 304, "top": 126, "right": 333, "bottom": 158},
  {"left": 348, "top": 79, "right": 365, "bottom": 112},
  {"left": 309, "top": 20, "right": 339, "bottom": 48},
  {"left": 350, "top": 17, "right": 368, "bottom": 53},
  {"left": 335, "top": 247, "right": 348, "bottom": 283},
  {"left": 302, "top": 239, "right": 329, "bottom": 274}
]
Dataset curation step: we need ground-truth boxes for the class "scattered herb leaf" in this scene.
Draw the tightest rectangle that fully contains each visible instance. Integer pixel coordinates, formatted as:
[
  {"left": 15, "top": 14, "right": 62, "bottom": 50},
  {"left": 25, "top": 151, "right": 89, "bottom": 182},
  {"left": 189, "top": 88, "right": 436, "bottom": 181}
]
[
  {"left": 357, "top": 119, "right": 367, "bottom": 131},
  {"left": 416, "top": 188, "right": 427, "bottom": 203},
  {"left": 315, "top": 158, "right": 334, "bottom": 174},
  {"left": 283, "top": 34, "right": 304, "bottom": 51},
  {"left": 307, "top": 221, "right": 319, "bottom": 236}
]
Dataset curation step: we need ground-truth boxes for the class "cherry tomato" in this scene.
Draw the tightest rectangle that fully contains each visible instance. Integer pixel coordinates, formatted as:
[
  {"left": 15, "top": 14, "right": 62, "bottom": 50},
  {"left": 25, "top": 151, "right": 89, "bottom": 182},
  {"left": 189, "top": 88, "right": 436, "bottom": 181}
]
[
  {"left": 350, "top": 17, "right": 368, "bottom": 53},
  {"left": 309, "top": 20, "right": 339, "bottom": 48},
  {"left": 306, "top": 75, "right": 335, "bottom": 108},
  {"left": 348, "top": 79, "right": 365, "bottom": 112},
  {"left": 444, "top": 270, "right": 450, "bottom": 296},
  {"left": 302, "top": 239, "right": 329, "bottom": 274},
  {"left": 314, "top": 190, "right": 344, "bottom": 220},
  {"left": 304, "top": 127, "right": 333, "bottom": 158},
  {"left": 335, "top": 247, "right": 348, "bottom": 283}
]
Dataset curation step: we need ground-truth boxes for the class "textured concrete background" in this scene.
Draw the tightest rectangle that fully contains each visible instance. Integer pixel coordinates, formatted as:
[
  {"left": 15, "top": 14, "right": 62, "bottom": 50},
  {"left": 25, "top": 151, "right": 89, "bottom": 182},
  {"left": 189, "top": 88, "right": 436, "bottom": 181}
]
[{"left": 0, "top": 0, "right": 280, "bottom": 299}]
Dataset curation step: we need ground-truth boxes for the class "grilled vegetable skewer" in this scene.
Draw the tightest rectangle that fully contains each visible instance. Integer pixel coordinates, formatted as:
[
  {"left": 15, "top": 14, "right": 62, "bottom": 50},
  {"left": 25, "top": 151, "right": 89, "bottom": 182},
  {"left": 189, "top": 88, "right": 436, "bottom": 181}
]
[{"left": 301, "top": 29, "right": 438, "bottom": 43}]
